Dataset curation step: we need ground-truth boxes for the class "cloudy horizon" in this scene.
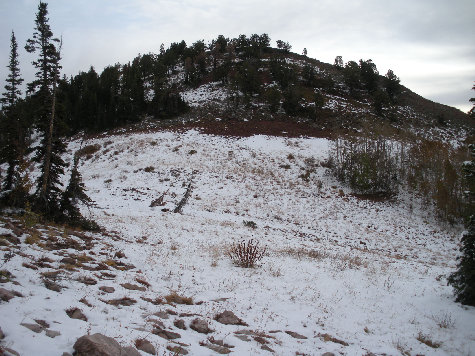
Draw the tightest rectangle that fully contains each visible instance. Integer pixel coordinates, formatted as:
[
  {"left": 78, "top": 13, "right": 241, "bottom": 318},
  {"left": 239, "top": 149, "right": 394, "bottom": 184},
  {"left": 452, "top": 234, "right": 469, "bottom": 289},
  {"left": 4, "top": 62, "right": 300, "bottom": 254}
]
[{"left": 1, "top": 0, "right": 474, "bottom": 113}]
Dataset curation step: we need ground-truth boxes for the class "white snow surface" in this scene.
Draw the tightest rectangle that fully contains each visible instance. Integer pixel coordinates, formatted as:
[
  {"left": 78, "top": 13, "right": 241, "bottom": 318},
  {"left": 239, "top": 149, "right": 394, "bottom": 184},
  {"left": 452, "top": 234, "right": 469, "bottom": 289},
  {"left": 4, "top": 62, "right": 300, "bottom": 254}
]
[
  {"left": 181, "top": 82, "right": 229, "bottom": 107},
  {"left": 1, "top": 129, "right": 474, "bottom": 356}
]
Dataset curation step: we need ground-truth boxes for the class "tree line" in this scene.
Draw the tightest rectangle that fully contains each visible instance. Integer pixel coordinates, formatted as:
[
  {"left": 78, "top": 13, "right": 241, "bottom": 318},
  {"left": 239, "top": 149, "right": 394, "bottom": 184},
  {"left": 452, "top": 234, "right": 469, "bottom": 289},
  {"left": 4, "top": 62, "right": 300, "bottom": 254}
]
[{"left": 0, "top": 1, "right": 97, "bottom": 229}]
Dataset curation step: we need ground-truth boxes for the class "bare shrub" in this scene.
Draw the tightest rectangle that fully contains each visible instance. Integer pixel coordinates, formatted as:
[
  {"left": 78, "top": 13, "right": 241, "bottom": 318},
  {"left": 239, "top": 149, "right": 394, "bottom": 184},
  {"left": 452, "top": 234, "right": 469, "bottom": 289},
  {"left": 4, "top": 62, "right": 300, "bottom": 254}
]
[
  {"left": 416, "top": 332, "right": 441, "bottom": 348},
  {"left": 329, "top": 137, "right": 399, "bottom": 196},
  {"left": 228, "top": 239, "right": 266, "bottom": 268},
  {"left": 432, "top": 312, "right": 455, "bottom": 329},
  {"left": 76, "top": 144, "right": 101, "bottom": 158},
  {"left": 164, "top": 292, "right": 193, "bottom": 305}
]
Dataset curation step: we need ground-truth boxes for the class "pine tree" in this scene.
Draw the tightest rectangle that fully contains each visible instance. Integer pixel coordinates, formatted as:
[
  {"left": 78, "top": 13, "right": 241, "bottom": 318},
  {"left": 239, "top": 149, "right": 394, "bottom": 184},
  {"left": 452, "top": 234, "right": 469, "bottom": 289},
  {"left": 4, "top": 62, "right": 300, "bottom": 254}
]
[
  {"left": 1, "top": 31, "right": 28, "bottom": 204},
  {"left": 448, "top": 144, "right": 475, "bottom": 306},
  {"left": 469, "top": 83, "right": 474, "bottom": 119},
  {"left": 384, "top": 69, "right": 401, "bottom": 102},
  {"left": 25, "top": 1, "right": 67, "bottom": 217},
  {"left": 59, "top": 153, "right": 96, "bottom": 229}
]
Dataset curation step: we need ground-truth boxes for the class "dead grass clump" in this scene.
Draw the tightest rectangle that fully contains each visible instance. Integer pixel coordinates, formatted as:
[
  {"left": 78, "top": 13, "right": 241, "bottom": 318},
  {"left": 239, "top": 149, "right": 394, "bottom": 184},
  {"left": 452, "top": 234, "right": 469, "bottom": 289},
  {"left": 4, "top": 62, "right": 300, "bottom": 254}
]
[
  {"left": 135, "top": 277, "right": 151, "bottom": 287},
  {"left": 228, "top": 239, "right": 266, "bottom": 268},
  {"left": 280, "top": 247, "right": 328, "bottom": 261},
  {"left": 416, "top": 332, "right": 441, "bottom": 348},
  {"left": 318, "top": 333, "right": 349, "bottom": 346},
  {"left": 164, "top": 292, "right": 193, "bottom": 305},
  {"left": 25, "top": 230, "right": 41, "bottom": 245},
  {"left": 338, "top": 254, "right": 368, "bottom": 269},
  {"left": 76, "top": 144, "right": 101, "bottom": 158},
  {"left": 432, "top": 312, "right": 455, "bottom": 329}
]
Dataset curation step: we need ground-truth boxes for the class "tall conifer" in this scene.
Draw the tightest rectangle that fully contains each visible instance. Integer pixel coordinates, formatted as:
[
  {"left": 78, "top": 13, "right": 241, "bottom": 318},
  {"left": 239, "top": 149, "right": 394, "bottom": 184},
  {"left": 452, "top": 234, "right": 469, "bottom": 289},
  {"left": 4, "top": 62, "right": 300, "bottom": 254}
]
[
  {"left": 25, "top": 1, "right": 66, "bottom": 217},
  {"left": 1, "top": 31, "right": 27, "bottom": 202}
]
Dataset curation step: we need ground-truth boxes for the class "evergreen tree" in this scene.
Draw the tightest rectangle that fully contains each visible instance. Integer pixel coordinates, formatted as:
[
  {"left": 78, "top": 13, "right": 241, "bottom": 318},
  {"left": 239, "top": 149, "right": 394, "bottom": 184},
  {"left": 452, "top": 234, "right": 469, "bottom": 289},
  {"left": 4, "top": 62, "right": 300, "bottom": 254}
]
[
  {"left": 384, "top": 69, "right": 401, "bottom": 102},
  {"left": 469, "top": 83, "right": 474, "bottom": 119},
  {"left": 448, "top": 144, "right": 475, "bottom": 306},
  {"left": 359, "top": 59, "right": 379, "bottom": 93},
  {"left": 59, "top": 153, "right": 96, "bottom": 229},
  {"left": 25, "top": 1, "right": 67, "bottom": 217},
  {"left": 343, "top": 61, "right": 361, "bottom": 94},
  {"left": 334, "top": 56, "right": 343, "bottom": 69},
  {"left": 0, "top": 31, "right": 27, "bottom": 201}
]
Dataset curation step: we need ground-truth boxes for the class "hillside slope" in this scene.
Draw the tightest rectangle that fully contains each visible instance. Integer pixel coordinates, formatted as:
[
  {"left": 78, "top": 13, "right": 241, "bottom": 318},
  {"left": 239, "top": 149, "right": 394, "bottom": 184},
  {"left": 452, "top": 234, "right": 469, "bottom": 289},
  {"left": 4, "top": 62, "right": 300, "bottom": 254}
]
[{"left": 1, "top": 129, "right": 474, "bottom": 355}]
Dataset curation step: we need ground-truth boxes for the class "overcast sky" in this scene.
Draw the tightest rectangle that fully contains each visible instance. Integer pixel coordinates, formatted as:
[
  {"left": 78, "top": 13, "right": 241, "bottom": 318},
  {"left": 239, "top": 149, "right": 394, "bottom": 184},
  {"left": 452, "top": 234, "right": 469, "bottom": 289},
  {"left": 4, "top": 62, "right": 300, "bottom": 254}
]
[{"left": 1, "top": 0, "right": 474, "bottom": 113}]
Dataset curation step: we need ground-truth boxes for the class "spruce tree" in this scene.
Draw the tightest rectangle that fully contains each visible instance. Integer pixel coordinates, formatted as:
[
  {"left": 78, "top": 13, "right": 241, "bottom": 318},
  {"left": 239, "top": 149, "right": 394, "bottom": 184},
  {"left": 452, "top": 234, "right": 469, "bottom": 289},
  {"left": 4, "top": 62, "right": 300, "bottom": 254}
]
[
  {"left": 25, "top": 1, "right": 67, "bottom": 217},
  {"left": 60, "top": 153, "right": 96, "bottom": 229},
  {"left": 1, "top": 31, "right": 28, "bottom": 205},
  {"left": 470, "top": 83, "right": 474, "bottom": 119},
  {"left": 448, "top": 144, "right": 475, "bottom": 306}
]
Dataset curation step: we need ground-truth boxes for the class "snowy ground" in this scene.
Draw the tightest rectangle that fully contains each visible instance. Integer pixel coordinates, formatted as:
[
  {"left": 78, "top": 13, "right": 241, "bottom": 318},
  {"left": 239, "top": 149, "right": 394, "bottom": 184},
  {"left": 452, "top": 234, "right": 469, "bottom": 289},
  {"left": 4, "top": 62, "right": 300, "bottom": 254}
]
[{"left": 1, "top": 129, "right": 474, "bottom": 355}]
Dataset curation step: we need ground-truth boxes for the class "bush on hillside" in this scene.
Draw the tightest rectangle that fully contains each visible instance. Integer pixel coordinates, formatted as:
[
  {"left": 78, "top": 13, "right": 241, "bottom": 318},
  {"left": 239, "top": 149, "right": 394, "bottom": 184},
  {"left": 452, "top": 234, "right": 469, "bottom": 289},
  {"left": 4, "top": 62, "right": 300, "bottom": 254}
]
[{"left": 329, "top": 137, "right": 399, "bottom": 196}]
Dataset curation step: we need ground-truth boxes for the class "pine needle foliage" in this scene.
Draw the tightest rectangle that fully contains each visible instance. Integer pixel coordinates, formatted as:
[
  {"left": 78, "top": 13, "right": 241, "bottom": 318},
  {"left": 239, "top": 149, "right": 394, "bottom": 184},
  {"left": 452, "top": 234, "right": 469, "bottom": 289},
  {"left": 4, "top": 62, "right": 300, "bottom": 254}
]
[
  {"left": 448, "top": 144, "right": 475, "bottom": 306},
  {"left": 59, "top": 154, "right": 98, "bottom": 231}
]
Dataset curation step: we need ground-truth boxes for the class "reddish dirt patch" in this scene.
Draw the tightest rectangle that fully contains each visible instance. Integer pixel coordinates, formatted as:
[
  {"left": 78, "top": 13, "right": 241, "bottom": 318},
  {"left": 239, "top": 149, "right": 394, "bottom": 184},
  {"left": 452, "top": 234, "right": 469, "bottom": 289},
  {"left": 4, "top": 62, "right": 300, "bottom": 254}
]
[{"left": 176, "top": 119, "right": 335, "bottom": 138}]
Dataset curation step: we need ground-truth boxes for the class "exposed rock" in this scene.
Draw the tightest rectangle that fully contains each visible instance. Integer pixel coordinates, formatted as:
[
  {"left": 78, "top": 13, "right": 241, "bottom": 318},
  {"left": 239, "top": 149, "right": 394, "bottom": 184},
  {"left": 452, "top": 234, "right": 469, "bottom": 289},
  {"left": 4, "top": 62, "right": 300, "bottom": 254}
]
[
  {"left": 3, "top": 347, "right": 21, "bottom": 356},
  {"left": 43, "top": 278, "right": 62, "bottom": 292},
  {"left": 114, "top": 251, "right": 126, "bottom": 258},
  {"left": 190, "top": 318, "right": 212, "bottom": 334},
  {"left": 6, "top": 222, "right": 23, "bottom": 236},
  {"left": 254, "top": 336, "right": 269, "bottom": 344},
  {"left": 0, "top": 288, "right": 22, "bottom": 302},
  {"left": 73, "top": 333, "right": 141, "bottom": 356},
  {"left": 121, "top": 283, "right": 146, "bottom": 291},
  {"left": 148, "top": 319, "right": 165, "bottom": 329},
  {"left": 141, "top": 296, "right": 163, "bottom": 305},
  {"left": 152, "top": 327, "right": 181, "bottom": 340},
  {"left": 79, "top": 297, "right": 93, "bottom": 307},
  {"left": 285, "top": 330, "right": 308, "bottom": 339},
  {"left": 0, "top": 270, "right": 15, "bottom": 283},
  {"left": 215, "top": 310, "right": 247, "bottom": 326},
  {"left": 61, "top": 353, "right": 73, "bottom": 356},
  {"left": 1, "top": 234, "right": 20, "bottom": 245},
  {"left": 99, "top": 286, "right": 115, "bottom": 293},
  {"left": 234, "top": 334, "right": 251, "bottom": 342},
  {"left": 166, "top": 345, "right": 189, "bottom": 355},
  {"left": 318, "top": 333, "right": 349, "bottom": 346},
  {"left": 208, "top": 336, "right": 234, "bottom": 349},
  {"left": 135, "top": 339, "right": 156, "bottom": 355},
  {"left": 174, "top": 319, "right": 187, "bottom": 330},
  {"left": 21, "top": 322, "right": 44, "bottom": 333},
  {"left": 235, "top": 330, "right": 254, "bottom": 335},
  {"left": 77, "top": 276, "right": 97, "bottom": 285},
  {"left": 203, "top": 344, "right": 231, "bottom": 354},
  {"left": 261, "top": 345, "right": 275, "bottom": 353},
  {"left": 66, "top": 308, "right": 87, "bottom": 321},
  {"left": 45, "top": 329, "right": 61, "bottom": 338},
  {"left": 153, "top": 311, "right": 169, "bottom": 319},
  {"left": 34, "top": 319, "right": 50, "bottom": 328},
  {"left": 102, "top": 297, "right": 136, "bottom": 306},
  {"left": 321, "top": 353, "right": 336, "bottom": 356},
  {"left": 0, "top": 326, "right": 4, "bottom": 339},
  {"left": 60, "top": 257, "right": 76, "bottom": 264}
]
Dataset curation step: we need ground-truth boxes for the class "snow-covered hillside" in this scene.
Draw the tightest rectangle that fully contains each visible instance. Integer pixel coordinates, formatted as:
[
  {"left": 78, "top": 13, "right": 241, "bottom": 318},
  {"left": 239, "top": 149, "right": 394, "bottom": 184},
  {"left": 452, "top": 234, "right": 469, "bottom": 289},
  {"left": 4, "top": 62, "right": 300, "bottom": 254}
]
[{"left": 1, "top": 129, "right": 474, "bottom": 355}]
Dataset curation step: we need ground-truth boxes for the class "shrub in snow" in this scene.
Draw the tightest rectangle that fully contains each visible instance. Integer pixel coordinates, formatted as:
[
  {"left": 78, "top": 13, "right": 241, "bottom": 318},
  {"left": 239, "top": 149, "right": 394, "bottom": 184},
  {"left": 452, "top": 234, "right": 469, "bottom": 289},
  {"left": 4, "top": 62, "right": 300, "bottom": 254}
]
[
  {"left": 228, "top": 239, "right": 266, "bottom": 268},
  {"left": 329, "top": 137, "right": 398, "bottom": 196}
]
